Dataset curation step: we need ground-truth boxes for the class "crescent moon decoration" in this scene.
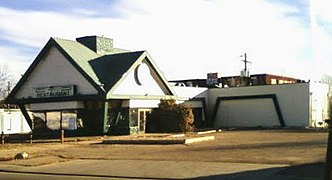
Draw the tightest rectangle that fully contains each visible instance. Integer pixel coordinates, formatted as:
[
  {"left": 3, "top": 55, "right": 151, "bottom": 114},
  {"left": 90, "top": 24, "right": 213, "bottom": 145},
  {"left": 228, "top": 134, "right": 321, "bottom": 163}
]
[{"left": 134, "top": 63, "right": 150, "bottom": 86}]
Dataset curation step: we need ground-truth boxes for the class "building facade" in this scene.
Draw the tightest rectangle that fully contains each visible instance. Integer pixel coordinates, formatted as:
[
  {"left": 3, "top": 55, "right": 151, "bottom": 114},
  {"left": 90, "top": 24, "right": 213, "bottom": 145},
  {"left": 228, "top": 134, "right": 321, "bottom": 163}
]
[
  {"left": 171, "top": 75, "right": 329, "bottom": 128},
  {"left": 5, "top": 36, "right": 330, "bottom": 135},
  {"left": 6, "top": 36, "right": 177, "bottom": 135},
  {"left": 0, "top": 109, "right": 31, "bottom": 134},
  {"left": 171, "top": 73, "right": 304, "bottom": 88},
  {"left": 208, "top": 82, "right": 329, "bottom": 128}
]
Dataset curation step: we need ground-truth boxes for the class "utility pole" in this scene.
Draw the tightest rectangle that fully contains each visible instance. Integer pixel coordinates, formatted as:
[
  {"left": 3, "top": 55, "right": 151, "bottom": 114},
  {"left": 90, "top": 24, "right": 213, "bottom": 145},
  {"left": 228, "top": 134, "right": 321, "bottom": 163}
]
[
  {"left": 5, "top": 81, "right": 10, "bottom": 109},
  {"left": 240, "top": 53, "right": 251, "bottom": 77},
  {"left": 7, "top": 81, "right": 10, "bottom": 96}
]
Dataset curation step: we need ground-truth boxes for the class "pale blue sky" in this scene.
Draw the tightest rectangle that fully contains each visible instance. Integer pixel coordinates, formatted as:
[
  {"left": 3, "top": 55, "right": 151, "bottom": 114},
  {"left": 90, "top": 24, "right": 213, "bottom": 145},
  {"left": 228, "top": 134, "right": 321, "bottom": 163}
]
[{"left": 0, "top": 0, "right": 331, "bottom": 81}]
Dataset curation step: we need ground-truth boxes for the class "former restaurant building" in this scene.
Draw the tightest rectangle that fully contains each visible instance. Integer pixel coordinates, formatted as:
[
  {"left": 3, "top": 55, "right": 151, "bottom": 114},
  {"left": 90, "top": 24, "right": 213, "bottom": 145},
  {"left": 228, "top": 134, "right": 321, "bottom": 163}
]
[
  {"left": 5, "top": 35, "right": 330, "bottom": 135},
  {"left": 6, "top": 36, "right": 182, "bottom": 135}
]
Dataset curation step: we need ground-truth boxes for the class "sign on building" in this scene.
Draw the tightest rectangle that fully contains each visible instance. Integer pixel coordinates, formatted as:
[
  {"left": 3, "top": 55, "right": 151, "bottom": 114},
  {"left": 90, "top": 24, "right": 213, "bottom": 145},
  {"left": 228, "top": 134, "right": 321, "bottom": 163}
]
[
  {"left": 35, "top": 85, "right": 75, "bottom": 98},
  {"left": 206, "top": 73, "right": 219, "bottom": 86}
]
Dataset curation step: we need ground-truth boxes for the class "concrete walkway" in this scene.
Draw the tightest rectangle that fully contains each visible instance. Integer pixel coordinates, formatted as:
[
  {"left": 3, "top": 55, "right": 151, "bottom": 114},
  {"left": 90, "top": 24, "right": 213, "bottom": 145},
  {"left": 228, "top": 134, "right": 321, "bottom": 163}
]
[{"left": 0, "top": 159, "right": 324, "bottom": 179}]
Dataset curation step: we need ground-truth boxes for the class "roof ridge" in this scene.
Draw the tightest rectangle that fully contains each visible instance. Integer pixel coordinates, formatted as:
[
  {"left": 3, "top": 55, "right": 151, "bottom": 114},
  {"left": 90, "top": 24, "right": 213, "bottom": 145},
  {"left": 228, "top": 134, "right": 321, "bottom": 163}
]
[
  {"left": 53, "top": 37, "right": 100, "bottom": 56},
  {"left": 52, "top": 37, "right": 79, "bottom": 43},
  {"left": 104, "top": 50, "right": 145, "bottom": 56},
  {"left": 52, "top": 37, "right": 78, "bottom": 43}
]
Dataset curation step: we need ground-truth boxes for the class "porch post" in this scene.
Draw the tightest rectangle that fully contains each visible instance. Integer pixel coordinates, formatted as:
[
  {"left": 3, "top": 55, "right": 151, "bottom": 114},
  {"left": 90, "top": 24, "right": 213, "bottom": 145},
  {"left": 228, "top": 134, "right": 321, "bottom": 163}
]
[
  {"left": 102, "top": 101, "right": 109, "bottom": 134},
  {"left": 19, "top": 104, "right": 33, "bottom": 130}
]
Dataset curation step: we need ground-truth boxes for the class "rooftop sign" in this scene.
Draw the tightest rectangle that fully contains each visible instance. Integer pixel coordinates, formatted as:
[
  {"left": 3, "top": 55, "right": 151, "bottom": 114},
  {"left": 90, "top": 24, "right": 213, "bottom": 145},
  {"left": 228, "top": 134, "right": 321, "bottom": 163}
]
[{"left": 206, "top": 73, "right": 219, "bottom": 86}]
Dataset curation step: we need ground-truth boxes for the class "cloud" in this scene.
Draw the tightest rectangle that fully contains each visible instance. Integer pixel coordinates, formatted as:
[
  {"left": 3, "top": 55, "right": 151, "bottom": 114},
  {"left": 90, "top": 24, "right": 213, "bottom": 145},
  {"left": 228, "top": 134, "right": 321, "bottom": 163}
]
[
  {"left": 0, "top": 7, "right": 112, "bottom": 47},
  {"left": 314, "top": 0, "right": 332, "bottom": 23},
  {"left": 115, "top": 0, "right": 313, "bottom": 79},
  {"left": 0, "top": 46, "right": 32, "bottom": 81},
  {"left": 0, "top": 0, "right": 329, "bottom": 81},
  {"left": 310, "top": 0, "right": 332, "bottom": 79}
]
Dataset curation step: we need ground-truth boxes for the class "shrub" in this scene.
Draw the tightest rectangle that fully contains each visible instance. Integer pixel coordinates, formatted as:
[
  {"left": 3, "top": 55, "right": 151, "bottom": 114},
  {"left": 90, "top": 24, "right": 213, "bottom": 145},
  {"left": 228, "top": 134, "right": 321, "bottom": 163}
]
[{"left": 146, "top": 99, "right": 194, "bottom": 133}]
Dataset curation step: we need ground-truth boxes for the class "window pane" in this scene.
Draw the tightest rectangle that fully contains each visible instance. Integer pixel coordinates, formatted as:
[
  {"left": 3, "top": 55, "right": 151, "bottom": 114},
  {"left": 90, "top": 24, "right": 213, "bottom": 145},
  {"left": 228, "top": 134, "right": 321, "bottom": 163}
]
[
  {"left": 62, "top": 111, "right": 77, "bottom": 130},
  {"left": 33, "top": 113, "right": 47, "bottom": 130},
  {"left": 129, "top": 109, "right": 138, "bottom": 127},
  {"left": 46, "top": 112, "right": 61, "bottom": 130}
]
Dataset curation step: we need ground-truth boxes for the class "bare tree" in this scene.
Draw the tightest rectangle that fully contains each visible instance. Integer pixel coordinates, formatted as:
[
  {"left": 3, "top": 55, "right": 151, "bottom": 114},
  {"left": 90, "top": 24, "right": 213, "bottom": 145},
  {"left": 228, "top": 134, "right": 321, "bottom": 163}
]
[
  {"left": 321, "top": 74, "right": 332, "bottom": 93},
  {"left": 0, "top": 64, "right": 13, "bottom": 100}
]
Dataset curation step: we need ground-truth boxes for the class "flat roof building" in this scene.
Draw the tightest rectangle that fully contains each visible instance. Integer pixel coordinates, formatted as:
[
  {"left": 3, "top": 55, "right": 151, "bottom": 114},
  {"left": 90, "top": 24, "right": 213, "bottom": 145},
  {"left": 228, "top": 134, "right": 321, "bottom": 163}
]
[{"left": 171, "top": 73, "right": 304, "bottom": 88}]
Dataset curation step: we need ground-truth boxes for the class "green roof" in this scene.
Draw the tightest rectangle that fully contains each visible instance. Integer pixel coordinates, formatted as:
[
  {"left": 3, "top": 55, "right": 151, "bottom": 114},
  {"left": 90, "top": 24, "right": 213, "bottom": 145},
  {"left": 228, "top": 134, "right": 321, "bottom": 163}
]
[
  {"left": 6, "top": 36, "right": 175, "bottom": 103},
  {"left": 53, "top": 38, "right": 147, "bottom": 93},
  {"left": 53, "top": 38, "right": 102, "bottom": 88},
  {"left": 89, "top": 51, "right": 145, "bottom": 92}
]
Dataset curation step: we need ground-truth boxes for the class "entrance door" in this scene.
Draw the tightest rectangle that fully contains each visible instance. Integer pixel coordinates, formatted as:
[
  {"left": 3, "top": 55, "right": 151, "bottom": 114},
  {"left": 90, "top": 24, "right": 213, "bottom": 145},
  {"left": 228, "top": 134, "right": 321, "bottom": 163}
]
[{"left": 138, "top": 109, "right": 151, "bottom": 133}]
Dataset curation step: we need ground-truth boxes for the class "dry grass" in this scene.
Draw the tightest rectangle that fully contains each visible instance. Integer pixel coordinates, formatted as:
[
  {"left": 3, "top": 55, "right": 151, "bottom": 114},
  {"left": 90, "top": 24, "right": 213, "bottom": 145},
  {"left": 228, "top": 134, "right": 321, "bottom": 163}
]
[{"left": 0, "top": 129, "right": 328, "bottom": 166}]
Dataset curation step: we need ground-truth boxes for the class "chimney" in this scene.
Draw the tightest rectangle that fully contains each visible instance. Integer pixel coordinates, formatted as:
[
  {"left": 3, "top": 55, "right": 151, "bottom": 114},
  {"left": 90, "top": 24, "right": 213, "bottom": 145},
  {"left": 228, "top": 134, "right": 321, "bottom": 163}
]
[{"left": 76, "top": 36, "right": 113, "bottom": 54}]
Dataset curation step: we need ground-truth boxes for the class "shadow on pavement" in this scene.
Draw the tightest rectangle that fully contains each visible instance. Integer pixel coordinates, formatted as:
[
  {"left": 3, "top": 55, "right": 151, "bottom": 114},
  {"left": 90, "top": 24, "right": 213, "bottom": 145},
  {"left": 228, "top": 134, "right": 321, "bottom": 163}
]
[{"left": 190, "top": 163, "right": 324, "bottom": 180}]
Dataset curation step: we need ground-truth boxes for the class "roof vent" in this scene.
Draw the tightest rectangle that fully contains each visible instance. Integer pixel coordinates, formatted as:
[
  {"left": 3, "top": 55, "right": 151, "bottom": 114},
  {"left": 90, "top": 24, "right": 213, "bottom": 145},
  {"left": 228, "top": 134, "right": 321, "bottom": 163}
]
[{"left": 76, "top": 36, "right": 113, "bottom": 54}]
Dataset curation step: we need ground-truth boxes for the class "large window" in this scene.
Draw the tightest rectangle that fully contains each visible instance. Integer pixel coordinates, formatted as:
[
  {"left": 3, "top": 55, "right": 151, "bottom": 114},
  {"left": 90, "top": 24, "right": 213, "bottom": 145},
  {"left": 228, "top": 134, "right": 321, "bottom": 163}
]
[
  {"left": 46, "top": 112, "right": 61, "bottom": 130},
  {"left": 33, "top": 110, "right": 80, "bottom": 131}
]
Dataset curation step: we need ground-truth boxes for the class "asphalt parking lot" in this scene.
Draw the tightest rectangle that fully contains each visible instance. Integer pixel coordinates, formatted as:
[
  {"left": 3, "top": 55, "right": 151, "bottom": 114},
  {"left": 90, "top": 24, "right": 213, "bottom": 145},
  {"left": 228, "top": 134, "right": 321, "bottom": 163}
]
[{"left": 0, "top": 129, "right": 329, "bottom": 179}]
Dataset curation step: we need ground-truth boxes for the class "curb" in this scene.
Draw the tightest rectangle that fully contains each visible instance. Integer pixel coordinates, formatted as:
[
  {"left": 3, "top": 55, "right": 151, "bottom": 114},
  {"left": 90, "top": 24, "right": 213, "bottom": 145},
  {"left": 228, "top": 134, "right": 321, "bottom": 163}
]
[
  {"left": 102, "top": 135, "right": 215, "bottom": 145},
  {"left": 197, "top": 130, "right": 217, "bottom": 135},
  {"left": 102, "top": 139, "right": 184, "bottom": 145},
  {"left": 185, "top": 136, "right": 215, "bottom": 144}
]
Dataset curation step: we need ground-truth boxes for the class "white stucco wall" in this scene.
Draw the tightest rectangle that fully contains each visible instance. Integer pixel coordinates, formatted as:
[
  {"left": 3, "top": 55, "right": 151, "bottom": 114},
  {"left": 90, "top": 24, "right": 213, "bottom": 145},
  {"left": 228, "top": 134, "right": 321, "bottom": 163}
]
[
  {"left": 129, "top": 99, "right": 160, "bottom": 108},
  {"left": 309, "top": 83, "right": 330, "bottom": 127},
  {"left": 209, "top": 83, "right": 310, "bottom": 127},
  {"left": 0, "top": 109, "right": 31, "bottom": 134},
  {"left": 215, "top": 98, "right": 280, "bottom": 127},
  {"left": 172, "top": 86, "right": 208, "bottom": 100},
  {"left": 29, "top": 101, "right": 84, "bottom": 111},
  {"left": 112, "top": 62, "right": 166, "bottom": 97},
  {"left": 15, "top": 46, "right": 98, "bottom": 99}
]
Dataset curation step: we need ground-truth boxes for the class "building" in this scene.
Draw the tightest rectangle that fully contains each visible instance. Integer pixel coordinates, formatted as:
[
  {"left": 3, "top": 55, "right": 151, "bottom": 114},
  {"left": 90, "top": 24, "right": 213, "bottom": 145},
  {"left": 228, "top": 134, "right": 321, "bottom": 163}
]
[
  {"left": 0, "top": 109, "right": 31, "bottom": 134},
  {"left": 171, "top": 74, "right": 329, "bottom": 128},
  {"left": 208, "top": 82, "right": 329, "bottom": 128},
  {"left": 169, "top": 79, "right": 207, "bottom": 88},
  {"left": 249, "top": 74, "right": 303, "bottom": 86},
  {"left": 171, "top": 73, "right": 304, "bottom": 88},
  {"left": 5, "top": 36, "right": 330, "bottom": 134},
  {"left": 5, "top": 36, "right": 177, "bottom": 135}
]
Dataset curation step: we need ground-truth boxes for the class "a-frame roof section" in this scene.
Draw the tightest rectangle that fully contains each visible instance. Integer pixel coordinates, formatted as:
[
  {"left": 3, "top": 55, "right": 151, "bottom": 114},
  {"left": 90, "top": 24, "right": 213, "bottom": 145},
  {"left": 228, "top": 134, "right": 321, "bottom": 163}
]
[
  {"left": 89, "top": 51, "right": 176, "bottom": 96},
  {"left": 6, "top": 37, "right": 175, "bottom": 103},
  {"left": 142, "top": 52, "right": 176, "bottom": 96},
  {"left": 6, "top": 38, "right": 104, "bottom": 103},
  {"left": 53, "top": 37, "right": 103, "bottom": 90},
  {"left": 89, "top": 51, "right": 144, "bottom": 92}
]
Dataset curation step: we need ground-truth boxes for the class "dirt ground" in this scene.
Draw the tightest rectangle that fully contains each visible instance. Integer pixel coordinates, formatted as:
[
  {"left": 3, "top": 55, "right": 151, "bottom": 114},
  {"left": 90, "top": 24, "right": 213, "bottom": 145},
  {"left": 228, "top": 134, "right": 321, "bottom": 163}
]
[{"left": 0, "top": 129, "right": 328, "bottom": 167}]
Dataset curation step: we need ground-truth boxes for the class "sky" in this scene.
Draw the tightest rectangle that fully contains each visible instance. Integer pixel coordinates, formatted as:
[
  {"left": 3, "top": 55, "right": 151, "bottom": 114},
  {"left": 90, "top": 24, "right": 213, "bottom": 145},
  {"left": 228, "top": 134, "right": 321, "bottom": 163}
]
[{"left": 0, "top": 0, "right": 331, "bottom": 82}]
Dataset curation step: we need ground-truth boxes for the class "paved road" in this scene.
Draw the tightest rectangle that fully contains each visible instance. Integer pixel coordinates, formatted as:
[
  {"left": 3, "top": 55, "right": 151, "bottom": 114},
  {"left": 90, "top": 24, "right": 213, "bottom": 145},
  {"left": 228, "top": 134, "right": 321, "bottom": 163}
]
[
  {"left": 0, "top": 159, "right": 324, "bottom": 180},
  {"left": 0, "top": 171, "right": 129, "bottom": 180}
]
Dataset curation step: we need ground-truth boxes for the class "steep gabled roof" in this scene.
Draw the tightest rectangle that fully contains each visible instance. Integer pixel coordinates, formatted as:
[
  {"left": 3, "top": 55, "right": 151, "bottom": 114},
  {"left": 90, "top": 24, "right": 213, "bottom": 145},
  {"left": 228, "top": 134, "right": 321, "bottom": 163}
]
[
  {"left": 53, "top": 38, "right": 102, "bottom": 88},
  {"left": 6, "top": 36, "right": 175, "bottom": 103},
  {"left": 89, "top": 51, "right": 145, "bottom": 92},
  {"left": 90, "top": 51, "right": 176, "bottom": 96},
  {"left": 6, "top": 37, "right": 104, "bottom": 103}
]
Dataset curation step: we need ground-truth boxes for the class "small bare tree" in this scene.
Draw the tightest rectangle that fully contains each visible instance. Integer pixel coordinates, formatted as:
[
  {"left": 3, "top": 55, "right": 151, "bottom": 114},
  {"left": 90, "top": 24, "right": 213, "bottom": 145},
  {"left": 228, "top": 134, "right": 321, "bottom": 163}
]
[
  {"left": 0, "top": 64, "right": 13, "bottom": 100},
  {"left": 321, "top": 74, "right": 332, "bottom": 94}
]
